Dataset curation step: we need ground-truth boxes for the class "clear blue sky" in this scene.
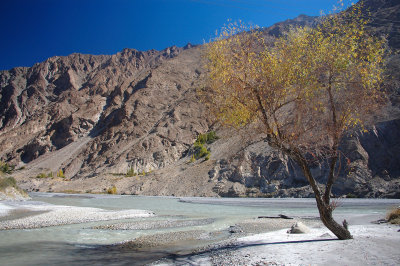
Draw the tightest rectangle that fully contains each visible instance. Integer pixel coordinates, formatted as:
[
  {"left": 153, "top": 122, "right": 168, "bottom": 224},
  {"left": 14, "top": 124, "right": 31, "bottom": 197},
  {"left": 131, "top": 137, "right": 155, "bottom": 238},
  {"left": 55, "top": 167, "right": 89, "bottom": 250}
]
[{"left": 0, "top": 0, "right": 352, "bottom": 70}]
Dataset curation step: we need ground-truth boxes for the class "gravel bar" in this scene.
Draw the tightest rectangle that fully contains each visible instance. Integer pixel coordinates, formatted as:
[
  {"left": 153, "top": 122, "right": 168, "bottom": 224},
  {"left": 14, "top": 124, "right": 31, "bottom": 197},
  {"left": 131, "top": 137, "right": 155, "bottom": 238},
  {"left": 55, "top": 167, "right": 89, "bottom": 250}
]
[
  {"left": 0, "top": 204, "right": 154, "bottom": 230},
  {"left": 92, "top": 218, "right": 216, "bottom": 230}
]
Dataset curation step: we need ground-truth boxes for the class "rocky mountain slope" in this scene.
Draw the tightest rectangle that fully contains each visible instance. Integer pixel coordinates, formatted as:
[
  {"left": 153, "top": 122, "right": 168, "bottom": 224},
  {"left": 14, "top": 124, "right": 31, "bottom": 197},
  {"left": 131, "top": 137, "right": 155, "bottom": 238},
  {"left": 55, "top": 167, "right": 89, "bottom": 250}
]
[{"left": 0, "top": 0, "right": 399, "bottom": 198}]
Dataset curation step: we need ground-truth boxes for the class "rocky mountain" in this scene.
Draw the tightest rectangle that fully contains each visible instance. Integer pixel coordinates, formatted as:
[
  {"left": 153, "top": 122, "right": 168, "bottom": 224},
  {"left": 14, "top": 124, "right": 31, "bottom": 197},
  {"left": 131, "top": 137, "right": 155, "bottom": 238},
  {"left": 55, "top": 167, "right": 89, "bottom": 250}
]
[
  {"left": 262, "top": 14, "right": 317, "bottom": 37},
  {"left": 360, "top": 0, "right": 400, "bottom": 50},
  {"left": 0, "top": 0, "right": 399, "bottom": 198},
  {"left": 0, "top": 44, "right": 209, "bottom": 175}
]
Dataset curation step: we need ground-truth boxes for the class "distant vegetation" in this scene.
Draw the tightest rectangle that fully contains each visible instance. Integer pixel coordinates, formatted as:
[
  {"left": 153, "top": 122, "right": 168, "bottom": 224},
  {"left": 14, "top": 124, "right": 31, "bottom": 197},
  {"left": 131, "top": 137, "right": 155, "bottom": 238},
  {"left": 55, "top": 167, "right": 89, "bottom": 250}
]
[
  {"left": 36, "top": 173, "right": 50, "bottom": 178},
  {"left": 57, "top": 169, "right": 65, "bottom": 178},
  {"left": 189, "top": 131, "right": 219, "bottom": 162},
  {"left": 111, "top": 167, "right": 152, "bottom": 178},
  {"left": 0, "top": 176, "right": 28, "bottom": 197},
  {"left": 195, "top": 131, "right": 219, "bottom": 145},
  {"left": 0, "top": 161, "right": 15, "bottom": 175},
  {"left": 0, "top": 176, "right": 18, "bottom": 190},
  {"left": 346, "top": 193, "right": 358, "bottom": 198},
  {"left": 126, "top": 167, "right": 137, "bottom": 177},
  {"left": 36, "top": 169, "right": 65, "bottom": 179},
  {"left": 107, "top": 185, "right": 117, "bottom": 194}
]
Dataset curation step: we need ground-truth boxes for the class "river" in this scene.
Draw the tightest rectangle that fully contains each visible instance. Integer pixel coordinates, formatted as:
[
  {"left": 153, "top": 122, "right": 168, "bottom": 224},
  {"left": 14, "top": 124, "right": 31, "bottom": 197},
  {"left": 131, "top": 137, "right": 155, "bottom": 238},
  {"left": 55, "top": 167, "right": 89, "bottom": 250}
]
[{"left": 0, "top": 193, "right": 398, "bottom": 265}]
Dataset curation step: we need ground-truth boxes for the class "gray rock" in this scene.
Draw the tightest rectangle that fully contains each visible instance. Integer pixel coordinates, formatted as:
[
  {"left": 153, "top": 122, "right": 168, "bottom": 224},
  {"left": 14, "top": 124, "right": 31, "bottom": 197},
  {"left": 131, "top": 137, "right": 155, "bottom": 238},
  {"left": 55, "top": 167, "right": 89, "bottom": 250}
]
[{"left": 287, "top": 222, "right": 310, "bottom": 234}]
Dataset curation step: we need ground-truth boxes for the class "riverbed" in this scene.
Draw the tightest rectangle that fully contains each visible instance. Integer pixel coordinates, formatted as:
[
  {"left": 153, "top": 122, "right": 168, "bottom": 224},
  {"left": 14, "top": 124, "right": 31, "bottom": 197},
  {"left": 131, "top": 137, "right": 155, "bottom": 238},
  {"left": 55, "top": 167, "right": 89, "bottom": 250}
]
[{"left": 0, "top": 193, "right": 398, "bottom": 265}]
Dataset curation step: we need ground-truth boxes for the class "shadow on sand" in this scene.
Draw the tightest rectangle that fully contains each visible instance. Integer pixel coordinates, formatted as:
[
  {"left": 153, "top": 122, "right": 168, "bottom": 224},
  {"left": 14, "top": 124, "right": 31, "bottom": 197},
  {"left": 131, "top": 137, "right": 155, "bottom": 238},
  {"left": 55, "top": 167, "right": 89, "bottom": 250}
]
[{"left": 160, "top": 238, "right": 339, "bottom": 265}]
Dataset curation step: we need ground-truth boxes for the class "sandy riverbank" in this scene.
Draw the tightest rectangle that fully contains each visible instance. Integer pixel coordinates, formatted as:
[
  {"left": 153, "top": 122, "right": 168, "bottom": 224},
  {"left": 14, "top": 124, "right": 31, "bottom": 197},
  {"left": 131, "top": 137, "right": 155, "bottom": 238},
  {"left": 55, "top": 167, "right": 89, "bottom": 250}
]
[{"left": 153, "top": 223, "right": 400, "bottom": 265}]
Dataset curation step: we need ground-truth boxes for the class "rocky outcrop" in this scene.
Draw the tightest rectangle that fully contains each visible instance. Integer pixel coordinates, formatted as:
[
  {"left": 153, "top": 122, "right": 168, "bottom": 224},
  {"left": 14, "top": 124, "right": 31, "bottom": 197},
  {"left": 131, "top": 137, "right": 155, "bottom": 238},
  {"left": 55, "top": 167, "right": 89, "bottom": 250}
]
[
  {"left": 262, "top": 14, "right": 317, "bottom": 37},
  {"left": 287, "top": 222, "right": 310, "bottom": 234},
  {"left": 204, "top": 119, "right": 400, "bottom": 198}
]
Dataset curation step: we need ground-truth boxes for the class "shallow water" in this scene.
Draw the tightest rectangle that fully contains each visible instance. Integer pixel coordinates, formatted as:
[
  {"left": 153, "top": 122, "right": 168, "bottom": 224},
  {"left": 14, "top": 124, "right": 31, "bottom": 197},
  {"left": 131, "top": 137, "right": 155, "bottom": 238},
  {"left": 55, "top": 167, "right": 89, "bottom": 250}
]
[{"left": 0, "top": 193, "right": 398, "bottom": 265}]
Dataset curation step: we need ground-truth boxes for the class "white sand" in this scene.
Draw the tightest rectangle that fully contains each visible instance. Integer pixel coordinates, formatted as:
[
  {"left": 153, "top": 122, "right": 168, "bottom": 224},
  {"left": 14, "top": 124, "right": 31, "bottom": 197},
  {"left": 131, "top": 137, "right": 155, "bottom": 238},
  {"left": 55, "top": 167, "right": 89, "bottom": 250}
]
[
  {"left": 163, "top": 224, "right": 400, "bottom": 266},
  {"left": 0, "top": 201, "right": 154, "bottom": 229},
  {"left": 234, "top": 224, "right": 400, "bottom": 265}
]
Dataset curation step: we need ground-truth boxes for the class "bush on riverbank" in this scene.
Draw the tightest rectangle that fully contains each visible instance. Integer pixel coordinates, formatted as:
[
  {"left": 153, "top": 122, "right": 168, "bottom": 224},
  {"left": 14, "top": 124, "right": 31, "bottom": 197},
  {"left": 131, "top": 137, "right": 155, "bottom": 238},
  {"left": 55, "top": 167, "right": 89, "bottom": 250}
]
[
  {"left": 0, "top": 176, "right": 29, "bottom": 200},
  {"left": 107, "top": 185, "right": 117, "bottom": 194},
  {"left": 0, "top": 176, "right": 17, "bottom": 190},
  {"left": 387, "top": 208, "right": 400, "bottom": 224}
]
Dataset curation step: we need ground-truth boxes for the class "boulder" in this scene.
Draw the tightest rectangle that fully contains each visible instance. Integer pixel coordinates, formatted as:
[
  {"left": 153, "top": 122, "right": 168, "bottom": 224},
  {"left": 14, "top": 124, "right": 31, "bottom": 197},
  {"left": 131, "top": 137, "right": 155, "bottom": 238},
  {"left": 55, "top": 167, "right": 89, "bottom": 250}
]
[{"left": 287, "top": 222, "right": 310, "bottom": 234}]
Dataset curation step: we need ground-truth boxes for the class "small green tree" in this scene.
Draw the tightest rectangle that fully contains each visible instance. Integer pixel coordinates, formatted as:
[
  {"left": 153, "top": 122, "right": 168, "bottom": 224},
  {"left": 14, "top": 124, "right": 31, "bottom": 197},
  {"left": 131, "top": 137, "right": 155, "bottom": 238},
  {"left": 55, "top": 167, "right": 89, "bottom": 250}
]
[
  {"left": 36, "top": 173, "right": 47, "bottom": 178},
  {"left": 57, "top": 169, "right": 65, "bottom": 178},
  {"left": 0, "top": 161, "right": 14, "bottom": 174},
  {"left": 126, "top": 167, "right": 136, "bottom": 177},
  {"left": 204, "top": 4, "right": 386, "bottom": 240}
]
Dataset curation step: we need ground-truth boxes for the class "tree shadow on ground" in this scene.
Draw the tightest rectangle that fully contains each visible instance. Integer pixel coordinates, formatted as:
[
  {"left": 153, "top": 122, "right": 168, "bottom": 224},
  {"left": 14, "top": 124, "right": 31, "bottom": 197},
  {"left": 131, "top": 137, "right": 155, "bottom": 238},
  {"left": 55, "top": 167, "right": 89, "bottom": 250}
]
[{"left": 163, "top": 238, "right": 339, "bottom": 265}]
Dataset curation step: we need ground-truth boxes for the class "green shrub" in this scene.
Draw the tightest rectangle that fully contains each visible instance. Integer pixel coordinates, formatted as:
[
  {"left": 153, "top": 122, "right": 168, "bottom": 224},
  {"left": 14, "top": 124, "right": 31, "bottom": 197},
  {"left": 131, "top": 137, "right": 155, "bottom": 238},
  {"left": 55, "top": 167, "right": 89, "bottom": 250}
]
[
  {"left": 387, "top": 208, "right": 400, "bottom": 224},
  {"left": 126, "top": 167, "right": 136, "bottom": 177},
  {"left": 346, "top": 193, "right": 357, "bottom": 198},
  {"left": 107, "top": 185, "right": 117, "bottom": 194},
  {"left": 36, "top": 173, "right": 48, "bottom": 178},
  {"left": 0, "top": 176, "right": 17, "bottom": 190},
  {"left": 0, "top": 161, "right": 15, "bottom": 174},
  {"left": 195, "top": 145, "right": 209, "bottom": 159},
  {"left": 190, "top": 131, "right": 216, "bottom": 162},
  {"left": 189, "top": 154, "right": 196, "bottom": 163},
  {"left": 205, "top": 131, "right": 219, "bottom": 143},
  {"left": 194, "top": 131, "right": 219, "bottom": 146},
  {"left": 36, "top": 172, "right": 56, "bottom": 178}
]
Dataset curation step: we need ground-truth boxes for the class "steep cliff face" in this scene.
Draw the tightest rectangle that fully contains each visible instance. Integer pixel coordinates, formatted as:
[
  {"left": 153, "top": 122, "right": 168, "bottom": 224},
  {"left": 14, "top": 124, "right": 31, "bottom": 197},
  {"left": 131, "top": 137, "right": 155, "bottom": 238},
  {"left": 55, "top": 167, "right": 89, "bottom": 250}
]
[
  {"left": 204, "top": 119, "right": 400, "bottom": 199},
  {"left": 0, "top": 0, "right": 399, "bottom": 198}
]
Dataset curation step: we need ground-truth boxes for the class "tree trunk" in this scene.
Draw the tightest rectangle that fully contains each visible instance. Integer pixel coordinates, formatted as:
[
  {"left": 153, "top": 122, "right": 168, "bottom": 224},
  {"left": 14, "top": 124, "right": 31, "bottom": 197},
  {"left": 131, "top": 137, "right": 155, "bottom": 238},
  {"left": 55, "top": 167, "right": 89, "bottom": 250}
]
[
  {"left": 296, "top": 154, "right": 353, "bottom": 240},
  {"left": 315, "top": 197, "right": 353, "bottom": 240}
]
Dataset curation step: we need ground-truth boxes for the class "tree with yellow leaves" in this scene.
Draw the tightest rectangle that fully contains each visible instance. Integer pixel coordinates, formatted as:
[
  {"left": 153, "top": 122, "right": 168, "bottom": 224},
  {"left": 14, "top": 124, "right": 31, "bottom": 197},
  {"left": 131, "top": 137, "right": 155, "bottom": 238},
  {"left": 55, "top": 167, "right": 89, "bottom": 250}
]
[{"left": 203, "top": 4, "right": 386, "bottom": 240}]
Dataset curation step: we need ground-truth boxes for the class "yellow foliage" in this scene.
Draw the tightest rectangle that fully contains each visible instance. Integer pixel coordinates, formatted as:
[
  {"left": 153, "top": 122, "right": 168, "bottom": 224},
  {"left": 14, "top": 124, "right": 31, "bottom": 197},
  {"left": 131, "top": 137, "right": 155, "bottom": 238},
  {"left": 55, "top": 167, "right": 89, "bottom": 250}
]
[
  {"left": 107, "top": 185, "right": 117, "bottom": 195},
  {"left": 57, "top": 169, "right": 65, "bottom": 178},
  {"left": 203, "top": 4, "right": 386, "bottom": 152}
]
